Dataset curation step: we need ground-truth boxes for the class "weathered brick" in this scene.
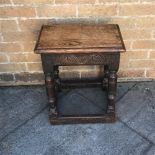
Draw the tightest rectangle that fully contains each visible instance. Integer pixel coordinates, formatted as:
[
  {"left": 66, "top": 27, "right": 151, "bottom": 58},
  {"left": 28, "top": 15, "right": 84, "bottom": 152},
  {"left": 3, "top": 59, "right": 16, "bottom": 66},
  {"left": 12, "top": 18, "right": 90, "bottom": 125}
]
[
  {"left": 146, "top": 69, "right": 155, "bottom": 78},
  {"left": 0, "top": 63, "right": 27, "bottom": 72},
  {"left": 124, "top": 51, "right": 148, "bottom": 59},
  {"left": 55, "top": 0, "right": 95, "bottom": 4},
  {"left": 110, "top": 17, "right": 136, "bottom": 29},
  {"left": 0, "top": 0, "right": 155, "bottom": 80},
  {"left": 1, "top": 20, "right": 18, "bottom": 32},
  {"left": 119, "top": 0, "right": 139, "bottom": 2},
  {"left": 18, "top": 19, "right": 55, "bottom": 31},
  {"left": 0, "top": 33, "right": 2, "bottom": 42},
  {"left": 152, "top": 30, "right": 155, "bottom": 39},
  {"left": 98, "top": 0, "right": 116, "bottom": 3},
  {"left": 135, "top": 17, "right": 155, "bottom": 28},
  {"left": 149, "top": 51, "right": 155, "bottom": 58},
  {"left": 27, "top": 63, "right": 42, "bottom": 72},
  {"left": 78, "top": 5, "right": 117, "bottom": 17},
  {"left": 56, "top": 17, "right": 97, "bottom": 24},
  {"left": 0, "top": 73, "right": 14, "bottom": 82},
  {"left": 97, "top": 17, "right": 137, "bottom": 29},
  {"left": 37, "top": 6, "right": 76, "bottom": 17},
  {"left": 60, "top": 65, "right": 95, "bottom": 71},
  {"left": 140, "top": 0, "right": 155, "bottom": 2},
  {"left": 0, "top": 43, "right": 22, "bottom": 52},
  {"left": 0, "top": 53, "right": 8, "bottom": 63},
  {"left": 13, "top": 0, "right": 54, "bottom": 5},
  {"left": 59, "top": 71, "right": 80, "bottom": 80},
  {"left": 0, "top": 7, "right": 36, "bottom": 17},
  {"left": 3, "top": 31, "right": 38, "bottom": 42},
  {"left": 123, "top": 40, "right": 132, "bottom": 50},
  {"left": 80, "top": 70, "right": 103, "bottom": 80},
  {"left": 132, "top": 40, "right": 155, "bottom": 49},
  {"left": 119, "top": 56, "right": 129, "bottom": 69},
  {"left": 118, "top": 70, "right": 145, "bottom": 78},
  {"left": 99, "top": 0, "right": 139, "bottom": 2},
  {"left": 119, "top": 51, "right": 148, "bottom": 69},
  {"left": 119, "top": 4, "right": 155, "bottom": 16},
  {"left": 0, "top": 0, "right": 11, "bottom": 4},
  {"left": 9, "top": 54, "right": 27, "bottom": 62},
  {"left": 9, "top": 53, "right": 41, "bottom": 62},
  {"left": 27, "top": 54, "right": 41, "bottom": 62},
  {"left": 121, "top": 29, "right": 151, "bottom": 40},
  {"left": 14, "top": 72, "right": 44, "bottom": 82},
  {"left": 21, "top": 42, "right": 36, "bottom": 52},
  {"left": 129, "top": 60, "right": 155, "bottom": 68}
]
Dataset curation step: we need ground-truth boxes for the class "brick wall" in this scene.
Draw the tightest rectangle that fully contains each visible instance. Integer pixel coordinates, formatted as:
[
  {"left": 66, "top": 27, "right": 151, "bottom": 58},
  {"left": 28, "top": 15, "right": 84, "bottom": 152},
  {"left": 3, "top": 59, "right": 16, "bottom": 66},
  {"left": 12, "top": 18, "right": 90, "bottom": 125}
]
[{"left": 0, "top": 0, "right": 155, "bottom": 85}]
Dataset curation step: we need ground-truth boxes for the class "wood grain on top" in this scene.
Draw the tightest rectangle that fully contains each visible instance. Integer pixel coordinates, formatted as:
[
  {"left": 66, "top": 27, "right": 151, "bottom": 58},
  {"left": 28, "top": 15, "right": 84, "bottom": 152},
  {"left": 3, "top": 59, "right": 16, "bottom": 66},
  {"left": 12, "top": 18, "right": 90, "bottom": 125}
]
[{"left": 35, "top": 24, "right": 126, "bottom": 54}]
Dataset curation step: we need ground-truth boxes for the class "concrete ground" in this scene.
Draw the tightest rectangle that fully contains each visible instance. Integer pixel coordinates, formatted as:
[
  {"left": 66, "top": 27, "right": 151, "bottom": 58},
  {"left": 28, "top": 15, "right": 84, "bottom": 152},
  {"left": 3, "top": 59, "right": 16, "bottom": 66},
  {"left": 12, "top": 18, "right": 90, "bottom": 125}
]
[{"left": 0, "top": 81, "right": 155, "bottom": 155}]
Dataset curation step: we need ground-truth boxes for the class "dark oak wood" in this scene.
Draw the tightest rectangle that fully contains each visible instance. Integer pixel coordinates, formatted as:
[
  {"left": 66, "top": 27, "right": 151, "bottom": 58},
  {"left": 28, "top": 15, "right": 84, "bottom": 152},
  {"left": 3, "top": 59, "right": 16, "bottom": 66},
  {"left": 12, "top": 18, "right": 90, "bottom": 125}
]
[
  {"left": 35, "top": 24, "right": 125, "bottom": 54},
  {"left": 50, "top": 114, "right": 115, "bottom": 125},
  {"left": 34, "top": 24, "right": 126, "bottom": 125}
]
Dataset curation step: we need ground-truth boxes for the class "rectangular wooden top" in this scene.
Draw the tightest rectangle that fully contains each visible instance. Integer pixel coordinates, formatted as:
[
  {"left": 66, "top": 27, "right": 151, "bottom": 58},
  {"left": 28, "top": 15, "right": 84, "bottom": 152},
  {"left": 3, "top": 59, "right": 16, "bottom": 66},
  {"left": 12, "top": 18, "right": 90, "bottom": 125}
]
[{"left": 35, "top": 24, "right": 126, "bottom": 54}]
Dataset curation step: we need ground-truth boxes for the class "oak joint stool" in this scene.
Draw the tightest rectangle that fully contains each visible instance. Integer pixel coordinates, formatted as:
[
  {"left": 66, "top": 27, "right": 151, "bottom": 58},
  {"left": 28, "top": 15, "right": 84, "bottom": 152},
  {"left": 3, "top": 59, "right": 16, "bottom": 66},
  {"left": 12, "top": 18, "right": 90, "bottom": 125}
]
[{"left": 34, "top": 24, "right": 126, "bottom": 124}]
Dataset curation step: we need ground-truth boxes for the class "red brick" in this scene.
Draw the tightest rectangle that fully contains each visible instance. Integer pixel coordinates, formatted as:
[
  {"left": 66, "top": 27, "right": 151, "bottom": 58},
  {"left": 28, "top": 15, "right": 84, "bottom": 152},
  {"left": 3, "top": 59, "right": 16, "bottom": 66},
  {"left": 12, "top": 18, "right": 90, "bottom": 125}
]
[
  {"left": 0, "top": 0, "right": 11, "bottom": 4},
  {"left": 81, "top": 70, "right": 102, "bottom": 79},
  {"left": 119, "top": 4, "right": 155, "bottom": 16},
  {"left": 59, "top": 71, "right": 80, "bottom": 80},
  {"left": 13, "top": 0, "right": 54, "bottom": 4},
  {"left": 55, "top": 0, "right": 95, "bottom": 4},
  {"left": 0, "top": 53, "right": 8, "bottom": 63},
  {"left": 118, "top": 70, "right": 145, "bottom": 78},
  {"left": 135, "top": 17, "right": 155, "bottom": 28},
  {"left": 78, "top": 5, "right": 117, "bottom": 17},
  {"left": 0, "top": 7, "right": 36, "bottom": 17},
  {"left": 27, "top": 63, "right": 43, "bottom": 72},
  {"left": 18, "top": 19, "right": 54, "bottom": 31},
  {"left": 1, "top": 20, "right": 18, "bottom": 32},
  {"left": 60, "top": 65, "right": 95, "bottom": 71},
  {"left": 37, "top": 6, "right": 76, "bottom": 17},
  {"left": 132, "top": 40, "right": 155, "bottom": 49},
  {"left": 146, "top": 69, "right": 155, "bottom": 78},
  {"left": 121, "top": 29, "right": 151, "bottom": 40},
  {"left": 0, "top": 63, "right": 27, "bottom": 72},
  {"left": 149, "top": 51, "right": 155, "bottom": 58},
  {"left": 9, "top": 53, "right": 41, "bottom": 62},
  {"left": 3, "top": 31, "right": 38, "bottom": 42},
  {"left": 21, "top": 42, "right": 36, "bottom": 52},
  {"left": 129, "top": 60, "right": 155, "bottom": 68},
  {"left": 0, "top": 43, "right": 22, "bottom": 52}
]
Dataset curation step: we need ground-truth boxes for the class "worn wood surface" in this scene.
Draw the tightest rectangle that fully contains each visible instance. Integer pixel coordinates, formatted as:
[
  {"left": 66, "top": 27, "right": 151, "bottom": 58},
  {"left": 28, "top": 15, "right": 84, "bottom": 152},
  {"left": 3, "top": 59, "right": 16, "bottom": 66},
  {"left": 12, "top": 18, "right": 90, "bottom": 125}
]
[{"left": 35, "top": 24, "right": 125, "bottom": 54}]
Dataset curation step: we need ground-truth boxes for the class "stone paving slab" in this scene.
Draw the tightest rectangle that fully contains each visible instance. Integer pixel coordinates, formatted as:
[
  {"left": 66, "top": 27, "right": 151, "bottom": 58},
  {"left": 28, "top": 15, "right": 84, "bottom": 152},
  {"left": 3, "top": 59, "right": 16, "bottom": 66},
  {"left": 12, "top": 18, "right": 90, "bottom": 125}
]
[
  {"left": 116, "top": 82, "right": 136, "bottom": 101},
  {"left": 71, "top": 82, "right": 136, "bottom": 113},
  {"left": 0, "top": 109, "right": 151, "bottom": 155},
  {"left": 57, "top": 85, "right": 118, "bottom": 115},
  {"left": 0, "top": 82, "right": 155, "bottom": 155},
  {"left": 117, "top": 82, "right": 155, "bottom": 144},
  {"left": 75, "top": 82, "right": 136, "bottom": 103},
  {"left": 146, "top": 145, "right": 155, "bottom": 155},
  {"left": 0, "top": 82, "right": 135, "bottom": 142},
  {"left": 58, "top": 91, "right": 106, "bottom": 115},
  {"left": 0, "top": 86, "right": 47, "bottom": 140}
]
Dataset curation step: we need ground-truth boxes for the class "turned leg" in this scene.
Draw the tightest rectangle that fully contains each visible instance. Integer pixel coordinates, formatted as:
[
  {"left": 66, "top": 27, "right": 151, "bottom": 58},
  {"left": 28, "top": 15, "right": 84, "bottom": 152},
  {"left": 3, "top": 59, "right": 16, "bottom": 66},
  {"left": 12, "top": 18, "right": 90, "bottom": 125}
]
[
  {"left": 107, "top": 71, "right": 117, "bottom": 114},
  {"left": 54, "top": 66, "right": 61, "bottom": 92},
  {"left": 45, "top": 74, "right": 58, "bottom": 117},
  {"left": 102, "top": 65, "right": 109, "bottom": 90}
]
